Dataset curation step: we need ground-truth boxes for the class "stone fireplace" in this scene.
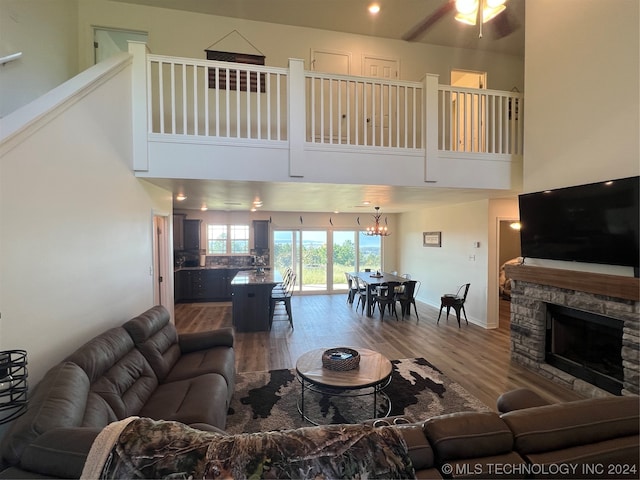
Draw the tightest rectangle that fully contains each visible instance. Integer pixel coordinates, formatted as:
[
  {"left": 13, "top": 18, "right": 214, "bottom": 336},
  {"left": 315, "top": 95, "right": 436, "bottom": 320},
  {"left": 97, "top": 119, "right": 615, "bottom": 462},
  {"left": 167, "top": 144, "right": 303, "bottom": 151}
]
[{"left": 505, "top": 265, "right": 639, "bottom": 397}]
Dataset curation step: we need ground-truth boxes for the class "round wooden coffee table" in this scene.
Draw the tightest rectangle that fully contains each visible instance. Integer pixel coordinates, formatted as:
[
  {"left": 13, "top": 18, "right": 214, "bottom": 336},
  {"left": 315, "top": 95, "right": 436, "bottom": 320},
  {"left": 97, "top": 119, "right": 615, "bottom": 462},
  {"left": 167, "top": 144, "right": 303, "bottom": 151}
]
[{"left": 295, "top": 348, "right": 393, "bottom": 425}]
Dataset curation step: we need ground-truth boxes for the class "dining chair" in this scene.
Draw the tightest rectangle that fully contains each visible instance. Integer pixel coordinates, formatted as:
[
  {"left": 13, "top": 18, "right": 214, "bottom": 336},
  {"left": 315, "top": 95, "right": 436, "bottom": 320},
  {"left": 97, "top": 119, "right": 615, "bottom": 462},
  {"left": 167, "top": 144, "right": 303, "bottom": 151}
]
[
  {"left": 437, "top": 283, "right": 470, "bottom": 328},
  {"left": 372, "top": 281, "right": 401, "bottom": 321},
  {"left": 397, "top": 280, "right": 420, "bottom": 322},
  {"left": 355, "top": 276, "right": 369, "bottom": 314},
  {"left": 345, "top": 272, "right": 355, "bottom": 304}
]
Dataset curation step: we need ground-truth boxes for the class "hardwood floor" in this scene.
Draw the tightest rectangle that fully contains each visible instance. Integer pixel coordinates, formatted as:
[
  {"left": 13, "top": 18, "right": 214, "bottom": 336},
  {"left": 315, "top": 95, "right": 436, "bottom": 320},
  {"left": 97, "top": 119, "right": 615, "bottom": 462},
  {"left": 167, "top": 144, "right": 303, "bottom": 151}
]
[{"left": 175, "top": 294, "right": 583, "bottom": 410}]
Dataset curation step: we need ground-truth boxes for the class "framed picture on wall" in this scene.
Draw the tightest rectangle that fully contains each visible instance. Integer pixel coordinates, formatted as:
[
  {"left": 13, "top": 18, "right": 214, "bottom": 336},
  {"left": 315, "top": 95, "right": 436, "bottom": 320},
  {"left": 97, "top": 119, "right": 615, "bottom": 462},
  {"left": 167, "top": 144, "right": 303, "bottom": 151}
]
[{"left": 423, "top": 231, "right": 441, "bottom": 247}]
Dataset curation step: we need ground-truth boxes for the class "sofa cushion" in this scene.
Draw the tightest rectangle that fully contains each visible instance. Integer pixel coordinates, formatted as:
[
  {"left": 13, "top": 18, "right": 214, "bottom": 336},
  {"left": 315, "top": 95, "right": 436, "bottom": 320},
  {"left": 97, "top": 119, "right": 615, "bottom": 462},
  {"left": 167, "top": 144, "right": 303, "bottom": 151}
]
[
  {"left": 164, "top": 346, "right": 236, "bottom": 397},
  {"left": 442, "top": 451, "right": 526, "bottom": 479},
  {"left": 65, "top": 327, "right": 139, "bottom": 382},
  {"left": 20, "top": 427, "right": 101, "bottom": 479},
  {"left": 395, "top": 424, "right": 438, "bottom": 473},
  {"left": 139, "top": 373, "right": 229, "bottom": 430},
  {"left": 0, "top": 362, "right": 89, "bottom": 466},
  {"left": 424, "top": 412, "right": 516, "bottom": 461},
  {"left": 525, "top": 435, "right": 639, "bottom": 468},
  {"left": 123, "top": 305, "right": 181, "bottom": 381},
  {"left": 87, "top": 348, "right": 159, "bottom": 420},
  {"left": 65, "top": 327, "right": 159, "bottom": 420},
  {"left": 501, "top": 395, "right": 640, "bottom": 455}
]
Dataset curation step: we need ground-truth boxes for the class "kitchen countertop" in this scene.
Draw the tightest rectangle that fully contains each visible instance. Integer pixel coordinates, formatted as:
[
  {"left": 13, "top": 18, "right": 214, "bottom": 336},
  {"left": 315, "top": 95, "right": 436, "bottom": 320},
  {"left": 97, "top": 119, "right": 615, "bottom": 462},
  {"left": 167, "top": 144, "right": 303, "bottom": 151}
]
[
  {"left": 231, "top": 269, "right": 281, "bottom": 286},
  {"left": 174, "top": 266, "right": 265, "bottom": 272}
]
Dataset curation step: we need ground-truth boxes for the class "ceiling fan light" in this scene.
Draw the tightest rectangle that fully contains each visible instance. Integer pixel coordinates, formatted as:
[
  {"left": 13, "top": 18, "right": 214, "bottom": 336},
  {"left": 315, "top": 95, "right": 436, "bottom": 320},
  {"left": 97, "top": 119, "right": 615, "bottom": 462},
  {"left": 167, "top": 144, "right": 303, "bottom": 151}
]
[
  {"left": 455, "top": 0, "right": 478, "bottom": 15},
  {"left": 455, "top": 11, "right": 477, "bottom": 25},
  {"left": 482, "top": 4, "right": 506, "bottom": 23},
  {"left": 486, "top": 0, "right": 506, "bottom": 8}
]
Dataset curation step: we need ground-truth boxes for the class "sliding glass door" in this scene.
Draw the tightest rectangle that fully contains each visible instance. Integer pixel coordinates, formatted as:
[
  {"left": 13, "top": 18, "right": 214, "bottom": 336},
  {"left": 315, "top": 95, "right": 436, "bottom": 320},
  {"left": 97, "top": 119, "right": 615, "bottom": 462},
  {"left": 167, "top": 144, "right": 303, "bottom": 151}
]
[
  {"left": 333, "top": 231, "right": 357, "bottom": 289},
  {"left": 273, "top": 229, "right": 381, "bottom": 294}
]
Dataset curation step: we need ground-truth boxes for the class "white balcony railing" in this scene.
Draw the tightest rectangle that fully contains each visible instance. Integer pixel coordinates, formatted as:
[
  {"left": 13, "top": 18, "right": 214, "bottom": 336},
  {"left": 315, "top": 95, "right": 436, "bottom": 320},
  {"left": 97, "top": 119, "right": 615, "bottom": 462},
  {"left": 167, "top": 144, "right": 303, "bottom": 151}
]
[
  {"left": 134, "top": 46, "right": 523, "bottom": 164},
  {"left": 305, "top": 71, "right": 423, "bottom": 149},
  {"left": 147, "top": 54, "right": 289, "bottom": 141}
]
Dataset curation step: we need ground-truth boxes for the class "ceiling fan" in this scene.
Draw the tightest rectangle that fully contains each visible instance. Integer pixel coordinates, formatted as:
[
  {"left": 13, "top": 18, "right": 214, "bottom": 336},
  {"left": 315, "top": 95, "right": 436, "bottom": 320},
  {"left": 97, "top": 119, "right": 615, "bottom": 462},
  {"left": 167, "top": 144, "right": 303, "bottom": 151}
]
[{"left": 402, "top": 0, "right": 519, "bottom": 42}]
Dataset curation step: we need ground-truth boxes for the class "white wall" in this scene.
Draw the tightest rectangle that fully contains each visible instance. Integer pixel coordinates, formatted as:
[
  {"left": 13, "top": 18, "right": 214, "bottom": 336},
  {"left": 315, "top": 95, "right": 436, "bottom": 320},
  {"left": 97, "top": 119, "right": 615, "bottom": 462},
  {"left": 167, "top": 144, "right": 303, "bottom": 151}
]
[
  {"left": 522, "top": 0, "right": 639, "bottom": 276},
  {"left": 523, "top": 0, "right": 639, "bottom": 192},
  {"left": 397, "top": 200, "right": 491, "bottom": 327},
  {"left": 0, "top": 59, "right": 172, "bottom": 392},
  {"left": 77, "top": 0, "right": 523, "bottom": 88},
  {"left": 0, "top": 0, "right": 79, "bottom": 118}
]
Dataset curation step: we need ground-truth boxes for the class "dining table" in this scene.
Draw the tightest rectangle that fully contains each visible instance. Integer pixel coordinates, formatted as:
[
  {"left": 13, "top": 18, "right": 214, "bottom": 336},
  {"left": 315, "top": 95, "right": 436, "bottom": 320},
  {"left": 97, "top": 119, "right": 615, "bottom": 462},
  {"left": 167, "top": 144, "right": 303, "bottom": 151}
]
[{"left": 348, "top": 271, "right": 408, "bottom": 317}]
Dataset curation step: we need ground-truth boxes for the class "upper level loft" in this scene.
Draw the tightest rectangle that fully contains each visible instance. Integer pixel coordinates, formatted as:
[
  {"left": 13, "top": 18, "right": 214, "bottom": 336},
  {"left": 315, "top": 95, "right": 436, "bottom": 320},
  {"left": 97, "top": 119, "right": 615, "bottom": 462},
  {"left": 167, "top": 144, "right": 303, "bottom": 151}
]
[
  {"left": 2, "top": 42, "right": 524, "bottom": 193},
  {"left": 130, "top": 42, "right": 523, "bottom": 191}
]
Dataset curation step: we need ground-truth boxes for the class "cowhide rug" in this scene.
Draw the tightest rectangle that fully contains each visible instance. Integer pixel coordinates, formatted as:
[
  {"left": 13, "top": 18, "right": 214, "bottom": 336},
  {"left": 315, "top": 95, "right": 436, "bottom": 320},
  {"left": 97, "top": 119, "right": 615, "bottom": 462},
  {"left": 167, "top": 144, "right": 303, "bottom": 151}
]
[{"left": 225, "top": 357, "right": 490, "bottom": 434}]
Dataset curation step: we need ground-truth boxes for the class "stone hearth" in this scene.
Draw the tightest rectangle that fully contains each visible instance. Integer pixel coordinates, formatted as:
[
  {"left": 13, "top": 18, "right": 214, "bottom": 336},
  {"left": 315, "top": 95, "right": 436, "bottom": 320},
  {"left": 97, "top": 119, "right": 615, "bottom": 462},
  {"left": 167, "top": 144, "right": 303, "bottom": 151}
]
[{"left": 505, "top": 265, "right": 639, "bottom": 397}]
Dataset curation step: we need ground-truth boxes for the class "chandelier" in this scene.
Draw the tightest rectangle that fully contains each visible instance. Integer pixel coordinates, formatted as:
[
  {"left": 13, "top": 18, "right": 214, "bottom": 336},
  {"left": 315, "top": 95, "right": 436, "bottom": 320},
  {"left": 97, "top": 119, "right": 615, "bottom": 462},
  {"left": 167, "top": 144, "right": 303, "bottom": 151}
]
[{"left": 365, "top": 206, "right": 390, "bottom": 236}]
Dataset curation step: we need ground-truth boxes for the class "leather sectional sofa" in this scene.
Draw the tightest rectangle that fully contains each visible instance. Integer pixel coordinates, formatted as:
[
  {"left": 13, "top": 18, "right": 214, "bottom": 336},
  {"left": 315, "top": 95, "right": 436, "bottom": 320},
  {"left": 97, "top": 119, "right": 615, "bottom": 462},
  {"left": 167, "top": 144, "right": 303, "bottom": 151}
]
[
  {"left": 0, "top": 304, "right": 638, "bottom": 478},
  {"left": 0, "top": 305, "right": 235, "bottom": 479}
]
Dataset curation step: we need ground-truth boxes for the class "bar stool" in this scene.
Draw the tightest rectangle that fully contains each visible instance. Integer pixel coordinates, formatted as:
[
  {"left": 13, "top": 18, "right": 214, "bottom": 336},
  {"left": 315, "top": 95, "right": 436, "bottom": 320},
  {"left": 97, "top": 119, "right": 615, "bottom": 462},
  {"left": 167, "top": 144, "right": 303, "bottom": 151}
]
[{"left": 270, "top": 273, "right": 296, "bottom": 329}]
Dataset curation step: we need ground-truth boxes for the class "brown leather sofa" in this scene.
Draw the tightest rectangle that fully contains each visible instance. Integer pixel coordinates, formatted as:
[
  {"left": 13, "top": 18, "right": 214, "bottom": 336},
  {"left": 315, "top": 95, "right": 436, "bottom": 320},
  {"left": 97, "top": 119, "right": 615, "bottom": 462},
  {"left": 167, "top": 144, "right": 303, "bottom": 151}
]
[
  {"left": 0, "top": 305, "right": 235, "bottom": 479},
  {"left": 399, "top": 391, "right": 639, "bottom": 479},
  {"left": 1, "top": 308, "right": 638, "bottom": 480}
]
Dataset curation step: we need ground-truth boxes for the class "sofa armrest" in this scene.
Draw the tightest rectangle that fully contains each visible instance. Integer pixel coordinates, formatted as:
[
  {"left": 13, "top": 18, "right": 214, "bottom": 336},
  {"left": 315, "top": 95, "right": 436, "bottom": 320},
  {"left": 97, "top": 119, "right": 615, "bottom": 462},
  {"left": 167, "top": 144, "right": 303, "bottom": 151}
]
[
  {"left": 496, "top": 388, "right": 550, "bottom": 413},
  {"left": 178, "top": 327, "right": 235, "bottom": 353},
  {"left": 423, "top": 412, "right": 515, "bottom": 461},
  {"left": 19, "top": 427, "right": 102, "bottom": 479}
]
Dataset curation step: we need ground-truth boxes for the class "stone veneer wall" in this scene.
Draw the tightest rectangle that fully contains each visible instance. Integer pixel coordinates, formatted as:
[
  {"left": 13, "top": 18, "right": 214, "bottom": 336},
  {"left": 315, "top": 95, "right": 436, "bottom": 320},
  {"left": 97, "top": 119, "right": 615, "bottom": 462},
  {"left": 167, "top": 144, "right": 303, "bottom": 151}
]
[{"left": 510, "top": 279, "right": 640, "bottom": 397}]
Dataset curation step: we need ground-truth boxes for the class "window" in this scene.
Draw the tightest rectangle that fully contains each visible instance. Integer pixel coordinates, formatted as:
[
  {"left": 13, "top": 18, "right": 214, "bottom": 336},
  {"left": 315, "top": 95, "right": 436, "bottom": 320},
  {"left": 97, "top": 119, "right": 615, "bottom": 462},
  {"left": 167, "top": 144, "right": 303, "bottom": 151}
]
[
  {"left": 230, "top": 225, "right": 250, "bottom": 253},
  {"left": 207, "top": 224, "right": 249, "bottom": 254}
]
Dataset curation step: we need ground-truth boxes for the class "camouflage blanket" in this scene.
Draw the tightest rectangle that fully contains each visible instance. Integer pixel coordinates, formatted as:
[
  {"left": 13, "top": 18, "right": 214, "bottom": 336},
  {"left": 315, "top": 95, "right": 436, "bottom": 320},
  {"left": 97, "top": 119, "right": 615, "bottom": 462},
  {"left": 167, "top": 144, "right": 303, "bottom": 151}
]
[{"left": 81, "top": 417, "right": 416, "bottom": 479}]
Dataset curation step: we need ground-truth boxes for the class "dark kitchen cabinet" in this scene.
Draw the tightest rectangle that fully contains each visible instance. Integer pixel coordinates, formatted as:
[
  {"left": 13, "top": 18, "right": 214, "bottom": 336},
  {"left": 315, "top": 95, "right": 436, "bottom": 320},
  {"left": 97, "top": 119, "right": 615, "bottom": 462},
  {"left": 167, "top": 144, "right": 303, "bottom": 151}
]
[
  {"left": 232, "top": 283, "right": 273, "bottom": 332},
  {"left": 183, "top": 219, "right": 202, "bottom": 250},
  {"left": 173, "top": 214, "right": 186, "bottom": 251},
  {"left": 175, "top": 268, "right": 238, "bottom": 303},
  {"left": 181, "top": 269, "right": 208, "bottom": 301},
  {"left": 253, "top": 220, "right": 269, "bottom": 250}
]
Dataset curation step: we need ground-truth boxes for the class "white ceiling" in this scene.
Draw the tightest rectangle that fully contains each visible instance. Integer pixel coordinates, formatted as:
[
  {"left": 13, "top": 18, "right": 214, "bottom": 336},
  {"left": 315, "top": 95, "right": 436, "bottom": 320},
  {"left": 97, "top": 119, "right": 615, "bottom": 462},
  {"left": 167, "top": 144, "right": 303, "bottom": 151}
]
[
  {"left": 145, "top": 178, "right": 519, "bottom": 214},
  {"left": 114, "top": 0, "right": 525, "bottom": 56},
  {"left": 120, "top": 0, "right": 525, "bottom": 213}
]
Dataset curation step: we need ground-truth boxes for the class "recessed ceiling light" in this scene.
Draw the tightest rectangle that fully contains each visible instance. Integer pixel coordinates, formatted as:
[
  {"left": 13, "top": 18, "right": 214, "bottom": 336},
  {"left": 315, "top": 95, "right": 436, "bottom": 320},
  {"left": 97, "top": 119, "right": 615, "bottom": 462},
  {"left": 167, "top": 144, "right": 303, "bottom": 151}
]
[
  {"left": 200, "top": 205, "right": 208, "bottom": 211},
  {"left": 176, "top": 193, "right": 187, "bottom": 201},
  {"left": 369, "top": 4, "right": 380, "bottom": 14}
]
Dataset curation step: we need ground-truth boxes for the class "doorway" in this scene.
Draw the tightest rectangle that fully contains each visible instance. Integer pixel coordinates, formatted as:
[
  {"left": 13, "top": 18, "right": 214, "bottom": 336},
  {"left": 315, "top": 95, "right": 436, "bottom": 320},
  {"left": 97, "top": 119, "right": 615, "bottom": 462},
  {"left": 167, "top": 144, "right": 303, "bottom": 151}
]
[
  {"left": 94, "top": 27, "right": 148, "bottom": 64},
  {"left": 497, "top": 219, "right": 521, "bottom": 329},
  {"left": 153, "top": 215, "right": 173, "bottom": 316},
  {"left": 451, "top": 69, "right": 487, "bottom": 152}
]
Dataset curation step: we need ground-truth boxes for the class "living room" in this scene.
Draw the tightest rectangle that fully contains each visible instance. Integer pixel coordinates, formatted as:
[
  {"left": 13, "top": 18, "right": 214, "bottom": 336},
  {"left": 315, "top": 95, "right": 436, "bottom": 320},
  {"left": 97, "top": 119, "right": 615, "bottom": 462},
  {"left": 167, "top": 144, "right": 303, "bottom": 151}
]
[
  {"left": 0, "top": 0, "right": 638, "bottom": 449},
  {"left": 0, "top": 0, "right": 638, "bottom": 477}
]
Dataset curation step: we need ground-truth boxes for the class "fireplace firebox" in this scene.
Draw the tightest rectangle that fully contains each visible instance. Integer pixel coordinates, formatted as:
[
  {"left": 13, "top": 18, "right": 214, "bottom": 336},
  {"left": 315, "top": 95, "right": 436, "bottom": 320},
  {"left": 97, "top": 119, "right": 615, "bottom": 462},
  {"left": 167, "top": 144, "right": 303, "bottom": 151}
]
[{"left": 545, "top": 304, "right": 624, "bottom": 395}]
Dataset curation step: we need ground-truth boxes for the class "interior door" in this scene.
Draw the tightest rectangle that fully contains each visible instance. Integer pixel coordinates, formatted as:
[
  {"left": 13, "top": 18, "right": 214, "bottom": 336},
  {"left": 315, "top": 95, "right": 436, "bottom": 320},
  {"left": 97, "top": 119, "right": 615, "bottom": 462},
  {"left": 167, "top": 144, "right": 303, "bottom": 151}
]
[
  {"left": 451, "top": 69, "right": 487, "bottom": 152},
  {"left": 363, "top": 55, "right": 399, "bottom": 146}
]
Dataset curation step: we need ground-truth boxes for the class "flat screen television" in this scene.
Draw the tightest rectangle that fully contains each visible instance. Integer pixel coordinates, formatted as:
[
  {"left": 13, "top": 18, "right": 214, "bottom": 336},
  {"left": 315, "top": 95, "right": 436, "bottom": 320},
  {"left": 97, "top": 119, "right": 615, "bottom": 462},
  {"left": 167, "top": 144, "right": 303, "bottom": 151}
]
[{"left": 518, "top": 176, "right": 639, "bottom": 270}]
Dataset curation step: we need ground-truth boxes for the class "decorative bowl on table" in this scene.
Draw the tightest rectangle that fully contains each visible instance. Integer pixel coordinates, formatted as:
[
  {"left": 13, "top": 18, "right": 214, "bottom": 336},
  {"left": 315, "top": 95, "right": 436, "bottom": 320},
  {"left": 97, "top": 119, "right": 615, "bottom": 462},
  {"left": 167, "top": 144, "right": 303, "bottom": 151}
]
[{"left": 322, "top": 348, "right": 360, "bottom": 371}]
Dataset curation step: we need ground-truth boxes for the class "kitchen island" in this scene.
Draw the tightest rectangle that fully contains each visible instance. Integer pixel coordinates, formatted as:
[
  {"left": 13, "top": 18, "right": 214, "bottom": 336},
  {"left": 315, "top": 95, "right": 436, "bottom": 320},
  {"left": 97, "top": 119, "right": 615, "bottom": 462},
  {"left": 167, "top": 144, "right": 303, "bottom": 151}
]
[{"left": 230, "top": 270, "right": 282, "bottom": 332}]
